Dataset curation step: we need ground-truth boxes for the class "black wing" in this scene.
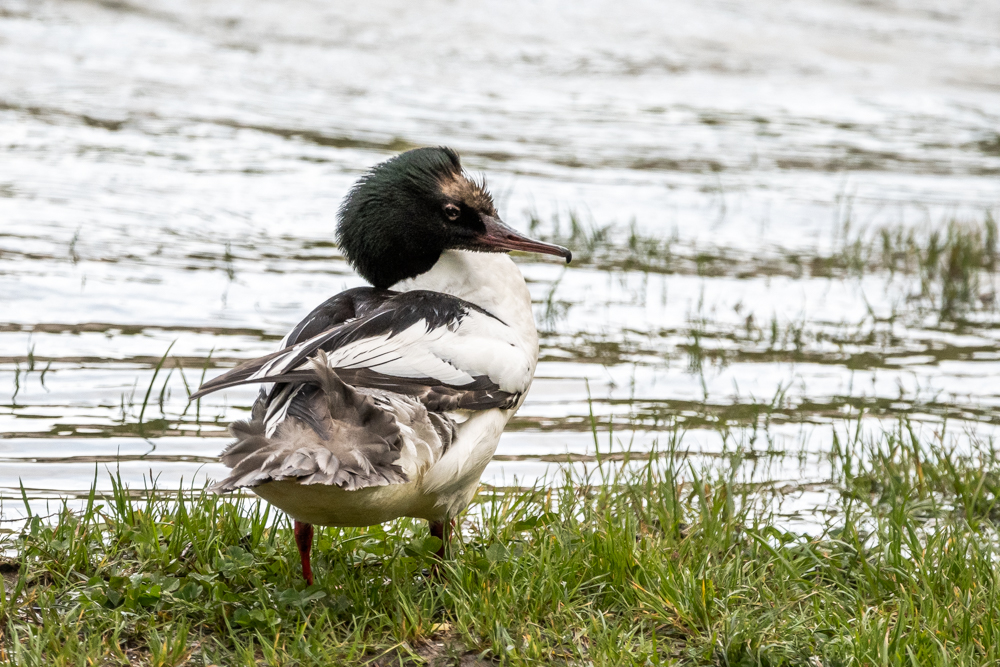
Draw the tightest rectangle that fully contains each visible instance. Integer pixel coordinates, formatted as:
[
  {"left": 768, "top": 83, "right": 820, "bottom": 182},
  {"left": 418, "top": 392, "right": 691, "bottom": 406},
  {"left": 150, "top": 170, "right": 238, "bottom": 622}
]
[{"left": 192, "top": 289, "right": 519, "bottom": 414}]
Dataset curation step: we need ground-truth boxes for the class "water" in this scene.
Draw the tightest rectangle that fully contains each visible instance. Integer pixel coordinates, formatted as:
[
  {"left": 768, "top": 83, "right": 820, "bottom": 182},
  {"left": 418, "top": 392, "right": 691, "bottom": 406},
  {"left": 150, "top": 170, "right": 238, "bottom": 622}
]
[{"left": 2, "top": 0, "right": 1000, "bottom": 528}]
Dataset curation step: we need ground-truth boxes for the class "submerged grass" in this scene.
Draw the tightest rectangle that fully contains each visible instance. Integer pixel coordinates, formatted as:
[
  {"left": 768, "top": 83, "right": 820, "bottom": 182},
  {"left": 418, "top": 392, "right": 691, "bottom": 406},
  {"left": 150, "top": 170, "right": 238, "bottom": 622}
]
[
  {"left": 841, "top": 214, "right": 1000, "bottom": 320},
  {"left": 529, "top": 210, "right": 1000, "bottom": 321},
  {"left": 3, "top": 424, "right": 1000, "bottom": 665}
]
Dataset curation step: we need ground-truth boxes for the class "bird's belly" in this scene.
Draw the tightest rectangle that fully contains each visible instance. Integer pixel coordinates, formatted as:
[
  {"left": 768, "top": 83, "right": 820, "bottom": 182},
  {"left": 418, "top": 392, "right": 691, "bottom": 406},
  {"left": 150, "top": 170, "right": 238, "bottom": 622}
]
[{"left": 251, "top": 478, "right": 444, "bottom": 526}]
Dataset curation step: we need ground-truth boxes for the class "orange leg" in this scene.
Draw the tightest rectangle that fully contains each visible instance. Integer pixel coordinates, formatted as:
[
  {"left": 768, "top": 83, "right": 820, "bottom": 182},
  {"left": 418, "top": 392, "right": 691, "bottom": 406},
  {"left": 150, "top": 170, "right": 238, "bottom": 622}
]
[{"left": 294, "top": 520, "right": 314, "bottom": 586}]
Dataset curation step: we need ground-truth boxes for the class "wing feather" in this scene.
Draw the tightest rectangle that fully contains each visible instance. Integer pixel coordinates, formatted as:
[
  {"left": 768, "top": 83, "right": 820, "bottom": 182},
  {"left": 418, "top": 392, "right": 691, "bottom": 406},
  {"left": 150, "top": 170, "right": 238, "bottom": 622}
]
[{"left": 192, "top": 290, "right": 527, "bottom": 411}]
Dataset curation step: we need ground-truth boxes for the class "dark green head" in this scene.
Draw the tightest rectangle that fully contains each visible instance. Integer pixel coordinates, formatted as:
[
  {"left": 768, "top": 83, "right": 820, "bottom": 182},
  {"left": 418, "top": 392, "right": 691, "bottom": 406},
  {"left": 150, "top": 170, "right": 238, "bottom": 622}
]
[{"left": 337, "top": 147, "right": 570, "bottom": 288}]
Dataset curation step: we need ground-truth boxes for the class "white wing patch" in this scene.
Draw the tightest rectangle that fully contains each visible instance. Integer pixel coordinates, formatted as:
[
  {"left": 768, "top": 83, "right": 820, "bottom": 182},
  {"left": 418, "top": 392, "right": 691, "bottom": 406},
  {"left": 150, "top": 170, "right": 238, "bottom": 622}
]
[
  {"left": 434, "top": 310, "right": 533, "bottom": 392},
  {"left": 251, "top": 309, "right": 533, "bottom": 395},
  {"left": 321, "top": 323, "right": 476, "bottom": 385}
]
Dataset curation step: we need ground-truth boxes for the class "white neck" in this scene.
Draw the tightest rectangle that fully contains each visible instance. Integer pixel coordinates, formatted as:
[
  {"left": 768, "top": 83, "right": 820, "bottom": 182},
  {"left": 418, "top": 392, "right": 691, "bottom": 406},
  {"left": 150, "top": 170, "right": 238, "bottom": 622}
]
[{"left": 393, "top": 249, "right": 538, "bottom": 348}]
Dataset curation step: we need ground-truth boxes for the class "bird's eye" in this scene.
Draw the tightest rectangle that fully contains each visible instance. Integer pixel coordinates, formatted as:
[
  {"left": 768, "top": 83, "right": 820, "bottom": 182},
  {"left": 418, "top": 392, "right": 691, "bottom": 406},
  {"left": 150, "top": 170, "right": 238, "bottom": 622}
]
[{"left": 443, "top": 204, "right": 461, "bottom": 221}]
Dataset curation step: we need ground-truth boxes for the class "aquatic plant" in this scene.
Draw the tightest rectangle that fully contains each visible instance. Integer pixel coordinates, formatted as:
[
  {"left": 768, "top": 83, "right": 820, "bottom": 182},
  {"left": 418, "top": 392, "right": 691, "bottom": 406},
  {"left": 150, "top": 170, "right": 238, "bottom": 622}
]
[{"left": 526, "top": 210, "right": 1000, "bottom": 322}]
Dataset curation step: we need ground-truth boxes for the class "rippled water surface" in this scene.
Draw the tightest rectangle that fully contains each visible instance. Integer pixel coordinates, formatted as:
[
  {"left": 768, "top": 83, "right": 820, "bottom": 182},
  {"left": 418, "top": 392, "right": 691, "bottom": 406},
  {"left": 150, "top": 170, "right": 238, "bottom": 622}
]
[{"left": 2, "top": 0, "right": 1000, "bottom": 528}]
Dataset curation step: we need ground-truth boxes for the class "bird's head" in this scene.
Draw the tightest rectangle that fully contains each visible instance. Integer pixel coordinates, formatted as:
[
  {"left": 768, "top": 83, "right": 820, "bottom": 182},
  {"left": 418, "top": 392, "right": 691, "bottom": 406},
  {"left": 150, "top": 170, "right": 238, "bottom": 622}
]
[{"left": 337, "top": 147, "right": 571, "bottom": 288}]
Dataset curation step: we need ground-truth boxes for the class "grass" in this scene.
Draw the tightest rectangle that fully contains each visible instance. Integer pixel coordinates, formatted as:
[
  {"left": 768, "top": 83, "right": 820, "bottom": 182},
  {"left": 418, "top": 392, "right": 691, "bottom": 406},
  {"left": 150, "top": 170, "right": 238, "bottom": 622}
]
[
  {"left": 838, "top": 214, "right": 999, "bottom": 320},
  {"left": 527, "top": 209, "right": 1000, "bottom": 321},
  {"left": 3, "top": 422, "right": 1000, "bottom": 665}
]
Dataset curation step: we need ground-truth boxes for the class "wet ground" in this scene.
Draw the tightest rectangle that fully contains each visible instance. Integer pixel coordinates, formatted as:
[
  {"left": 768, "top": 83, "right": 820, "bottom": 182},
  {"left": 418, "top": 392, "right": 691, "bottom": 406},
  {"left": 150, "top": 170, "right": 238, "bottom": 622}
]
[{"left": 2, "top": 0, "right": 999, "bottom": 530}]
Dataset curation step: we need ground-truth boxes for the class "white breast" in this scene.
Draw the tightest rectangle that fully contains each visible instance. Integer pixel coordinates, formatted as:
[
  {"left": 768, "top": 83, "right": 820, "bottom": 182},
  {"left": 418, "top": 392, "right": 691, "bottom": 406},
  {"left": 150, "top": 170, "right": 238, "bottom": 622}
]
[{"left": 394, "top": 250, "right": 540, "bottom": 513}]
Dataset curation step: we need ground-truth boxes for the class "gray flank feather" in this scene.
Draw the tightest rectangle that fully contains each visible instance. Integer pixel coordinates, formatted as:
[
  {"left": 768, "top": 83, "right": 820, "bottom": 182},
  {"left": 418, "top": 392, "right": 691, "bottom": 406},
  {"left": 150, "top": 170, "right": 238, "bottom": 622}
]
[{"left": 210, "top": 355, "right": 407, "bottom": 493}]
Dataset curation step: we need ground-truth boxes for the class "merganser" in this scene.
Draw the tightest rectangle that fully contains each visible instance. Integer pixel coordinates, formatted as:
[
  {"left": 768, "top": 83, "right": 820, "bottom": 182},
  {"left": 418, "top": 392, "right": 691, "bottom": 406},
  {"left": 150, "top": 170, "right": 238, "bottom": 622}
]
[{"left": 192, "top": 147, "right": 571, "bottom": 584}]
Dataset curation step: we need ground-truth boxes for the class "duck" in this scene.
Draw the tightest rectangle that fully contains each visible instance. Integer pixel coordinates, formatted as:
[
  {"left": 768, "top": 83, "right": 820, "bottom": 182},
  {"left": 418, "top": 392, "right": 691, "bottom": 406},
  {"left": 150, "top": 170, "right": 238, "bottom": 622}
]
[{"left": 191, "top": 147, "right": 571, "bottom": 584}]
